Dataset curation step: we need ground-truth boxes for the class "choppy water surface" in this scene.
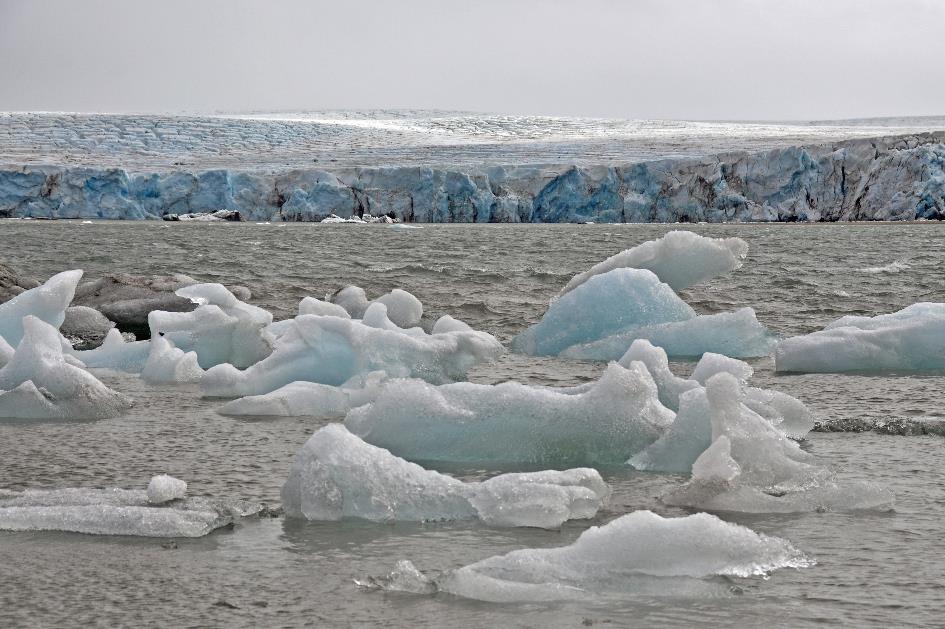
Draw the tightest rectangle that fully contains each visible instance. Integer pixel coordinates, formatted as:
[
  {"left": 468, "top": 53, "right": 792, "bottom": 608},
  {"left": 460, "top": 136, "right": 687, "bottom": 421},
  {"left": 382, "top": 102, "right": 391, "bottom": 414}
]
[{"left": 1, "top": 222, "right": 944, "bottom": 627}]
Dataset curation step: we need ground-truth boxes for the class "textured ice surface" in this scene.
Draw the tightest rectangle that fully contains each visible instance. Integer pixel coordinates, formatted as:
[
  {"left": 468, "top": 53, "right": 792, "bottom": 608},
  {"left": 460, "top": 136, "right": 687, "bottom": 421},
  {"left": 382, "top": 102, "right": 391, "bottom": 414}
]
[
  {"left": 0, "top": 270, "right": 82, "bottom": 347},
  {"left": 147, "top": 475, "right": 187, "bottom": 504},
  {"left": 561, "top": 231, "right": 748, "bottom": 295},
  {"left": 372, "top": 289, "right": 423, "bottom": 329},
  {"left": 0, "top": 486, "right": 261, "bottom": 537},
  {"left": 218, "top": 372, "right": 386, "bottom": 417},
  {"left": 202, "top": 313, "right": 502, "bottom": 397},
  {"left": 331, "top": 285, "right": 370, "bottom": 318},
  {"left": 776, "top": 302, "right": 945, "bottom": 372},
  {"left": 298, "top": 296, "right": 350, "bottom": 319},
  {"left": 376, "top": 510, "right": 809, "bottom": 602},
  {"left": 511, "top": 268, "right": 694, "bottom": 356},
  {"left": 148, "top": 283, "right": 273, "bottom": 369},
  {"left": 660, "top": 374, "right": 893, "bottom": 512},
  {"left": 140, "top": 336, "right": 204, "bottom": 385},
  {"left": 562, "top": 307, "right": 776, "bottom": 360},
  {"left": 72, "top": 328, "right": 150, "bottom": 372},
  {"left": 513, "top": 266, "right": 774, "bottom": 359},
  {"left": 282, "top": 424, "right": 608, "bottom": 528},
  {"left": 0, "top": 316, "right": 132, "bottom": 420},
  {"left": 346, "top": 361, "right": 673, "bottom": 466}
]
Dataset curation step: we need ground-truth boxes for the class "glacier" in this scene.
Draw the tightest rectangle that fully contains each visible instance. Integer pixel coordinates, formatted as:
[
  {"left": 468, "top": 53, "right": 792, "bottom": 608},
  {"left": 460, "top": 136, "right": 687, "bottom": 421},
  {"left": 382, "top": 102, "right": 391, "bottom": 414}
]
[
  {"left": 2, "top": 132, "right": 944, "bottom": 222},
  {"left": 370, "top": 510, "right": 810, "bottom": 602},
  {"left": 282, "top": 424, "right": 609, "bottom": 528}
]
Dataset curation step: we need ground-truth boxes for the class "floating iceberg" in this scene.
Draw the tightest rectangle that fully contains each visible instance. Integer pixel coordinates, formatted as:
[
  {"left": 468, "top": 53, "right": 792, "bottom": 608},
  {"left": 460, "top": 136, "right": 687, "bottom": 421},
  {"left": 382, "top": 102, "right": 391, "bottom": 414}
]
[
  {"left": 147, "top": 474, "right": 188, "bottom": 504},
  {"left": 346, "top": 361, "right": 673, "bottom": 466},
  {"left": 560, "top": 231, "right": 748, "bottom": 295},
  {"left": 202, "top": 312, "right": 502, "bottom": 397},
  {"left": 371, "top": 510, "right": 809, "bottom": 602},
  {"left": 563, "top": 307, "right": 776, "bottom": 360},
  {"left": 218, "top": 372, "right": 386, "bottom": 417},
  {"left": 148, "top": 283, "right": 274, "bottom": 369},
  {"left": 776, "top": 303, "right": 945, "bottom": 373},
  {"left": 140, "top": 336, "right": 204, "bottom": 385},
  {"left": 0, "top": 316, "right": 132, "bottom": 420},
  {"left": 0, "top": 481, "right": 261, "bottom": 537},
  {"left": 371, "top": 289, "right": 423, "bottom": 329},
  {"left": 0, "top": 270, "right": 82, "bottom": 347},
  {"left": 513, "top": 267, "right": 774, "bottom": 359},
  {"left": 298, "top": 296, "right": 350, "bottom": 319},
  {"left": 332, "top": 285, "right": 369, "bottom": 318},
  {"left": 71, "top": 328, "right": 150, "bottom": 372},
  {"left": 659, "top": 374, "right": 893, "bottom": 513},
  {"left": 282, "top": 424, "right": 608, "bottom": 528}
]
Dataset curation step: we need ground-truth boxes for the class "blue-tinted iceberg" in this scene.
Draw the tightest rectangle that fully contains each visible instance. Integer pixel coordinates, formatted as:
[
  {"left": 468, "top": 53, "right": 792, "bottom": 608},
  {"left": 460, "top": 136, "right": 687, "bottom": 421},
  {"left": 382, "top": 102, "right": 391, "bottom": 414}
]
[
  {"left": 658, "top": 373, "right": 893, "bottom": 513},
  {"left": 282, "top": 424, "right": 609, "bottom": 528},
  {"left": 776, "top": 303, "right": 945, "bottom": 373},
  {"left": 0, "top": 270, "right": 82, "bottom": 347},
  {"left": 346, "top": 361, "right": 673, "bottom": 466},
  {"left": 371, "top": 510, "right": 810, "bottom": 602},
  {"left": 217, "top": 372, "right": 386, "bottom": 417},
  {"left": 140, "top": 336, "right": 204, "bottom": 385},
  {"left": 0, "top": 316, "right": 132, "bottom": 420},
  {"left": 560, "top": 231, "right": 748, "bottom": 295},
  {"left": 202, "top": 310, "right": 503, "bottom": 397},
  {"left": 72, "top": 328, "right": 150, "bottom": 372}
]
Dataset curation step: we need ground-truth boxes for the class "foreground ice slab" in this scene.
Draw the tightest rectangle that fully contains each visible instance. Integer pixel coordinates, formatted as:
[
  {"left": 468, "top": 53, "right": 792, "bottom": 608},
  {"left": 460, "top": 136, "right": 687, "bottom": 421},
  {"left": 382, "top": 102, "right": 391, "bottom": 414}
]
[
  {"left": 512, "top": 268, "right": 774, "bottom": 358},
  {"left": 659, "top": 374, "right": 893, "bottom": 513},
  {"left": 0, "top": 270, "right": 82, "bottom": 347},
  {"left": 370, "top": 510, "right": 810, "bottom": 602},
  {"left": 202, "top": 312, "right": 502, "bottom": 397},
  {"left": 283, "top": 424, "right": 608, "bottom": 528},
  {"left": 149, "top": 283, "right": 274, "bottom": 369},
  {"left": 0, "top": 316, "right": 132, "bottom": 420},
  {"left": 0, "top": 484, "right": 261, "bottom": 537},
  {"left": 776, "top": 303, "right": 945, "bottom": 373},
  {"left": 561, "top": 231, "right": 748, "bottom": 295},
  {"left": 346, "top": 361, "right": 673, "bottom": 466}
]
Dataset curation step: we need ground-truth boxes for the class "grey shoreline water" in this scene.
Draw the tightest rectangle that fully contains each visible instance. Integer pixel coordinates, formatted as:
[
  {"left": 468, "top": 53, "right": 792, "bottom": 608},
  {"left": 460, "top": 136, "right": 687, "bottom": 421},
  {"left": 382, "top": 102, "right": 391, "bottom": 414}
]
[{"left": 1, "top": 221, "right": 944, "bottom": 627}]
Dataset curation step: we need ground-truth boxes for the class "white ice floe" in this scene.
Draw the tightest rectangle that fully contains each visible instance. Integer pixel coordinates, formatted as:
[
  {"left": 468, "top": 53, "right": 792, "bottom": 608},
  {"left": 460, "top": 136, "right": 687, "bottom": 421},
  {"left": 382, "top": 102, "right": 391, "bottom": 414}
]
[
  {"left": 218, "top": 371, "right": 386, "bottom": 417},
  {"left": 146, "top": 474, "right": 187, "bottom": 504},
  {"left": 346, "top": 361, "right": 673, "bottom": 466},
  {"left": 71, "top": 328, "right": 151, "bottom": 372},
  {"left": 560, "top": 231, "right": 749, "bottom": 295},
  {"left": 0, "top": 483, "right": 261, "bottom": 537},
  {"left": 776, "top": 302, "right": 945, "bottom": 372},
  {"left": 371, "top": 510, "right": 809, "bottom": 602},
  {"left": 332, "top": 285, "right": 370, "bottom": 318},
  {"left": 202, "top": 312, "right": 502, "bottom": 397},
  {"left": 371, "top": 289, "right": 423, "bottom": 329},
  {"left": 0, "top": 270, "right": 82, "bottom": 347},
  {"left": 513, "top": 267, "right": 773, "bottom": 358},
  {"left": 140, "top": 336, "right": 204, "bottom": 385},
  {"left": 658, "top": 373, "right": 893, "bottom": 513},
  {"left": 298, "top": 296, "right": 350, "bottom": 319},
  {"left": 0, "top": 316, "right": 132, "bottom": 420},
  {"left": 149, "top": 283, "right": 274, "bottom": 369},
  {"left": 282, "top": 424, "right": 609, "bottom": 528}
]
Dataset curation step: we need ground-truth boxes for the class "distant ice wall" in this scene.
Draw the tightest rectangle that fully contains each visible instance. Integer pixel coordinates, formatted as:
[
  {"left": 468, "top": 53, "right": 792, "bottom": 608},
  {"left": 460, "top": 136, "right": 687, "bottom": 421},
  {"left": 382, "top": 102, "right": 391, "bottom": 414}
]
[{"left": 1, "top": 133, "right": 943, "bottom": 222}]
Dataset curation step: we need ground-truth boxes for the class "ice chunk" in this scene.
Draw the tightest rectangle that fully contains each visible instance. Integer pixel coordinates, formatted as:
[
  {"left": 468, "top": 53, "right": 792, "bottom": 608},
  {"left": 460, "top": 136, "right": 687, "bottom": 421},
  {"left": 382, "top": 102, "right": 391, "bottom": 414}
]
[
  {"left": 346, "top": 361, "right": 673, "bottom": 466},
  {"left": 660, "top": 373, "right": 893, "bottom": 513},
  {"left": 511, "top": 268, "right": 695, "bottom": 356},
  {"left": 202, "top": 313, "right": 502, "bottom": 397},
  {"left": 331, "top": 285, "right": 370, "bottom": 318},
  {"left": 776, "top": 302, "right": 945, "bottom": 373},
  {"left": 71, "top": 328, "right": 150, "bottom": 372},
  {"left": 217, "top": 371, "right": 387, "bottom": 417},
  {"left": 298, "top": 296, "right": 350, "bottom": 319},
  {"left": 140, "top": 336, "right": 204, "bottom": 385},
  {"left": 149, "top": 283, "right": 274, "bottom": 369},
  {"left": 375, "top": 510, "right": 809, "bottom": 602},
  {"left": 147, "top": 474, "right": 187, "bottom": 504},
  {"left": 617, "top": 339, "right": 699, "bottom": 411},
  {"left": 0, "top": 270, "right": 82, "bottom": 347},
  {"left": 0, "top": 335, "right": 13, "bottom": 368},
  {"left": 629, "top": 387, "right": 714, "bottom": 473},
  {"left": 690, "top": 352, "right": 754, "bottom": 384},
  {"left": 0, "top": 486, "right": 261, "bottom": 537},
  {"left": 562, "top": 307, "right": 776, "bottom": 360},
  {"left": 431, "top": 315, "right": 473, "bottom": 334},
  {"left": 372, "top": 289, "right": 423, "bottom": 328},
  {"left": 0, "top": 316, "right": 132, "bottom": 420},
  {"left": 282, "top": 424, "right": 608, "bottom": 528},
  {"left": 560, "top": 231, "right": 749, "bottom": 295}
]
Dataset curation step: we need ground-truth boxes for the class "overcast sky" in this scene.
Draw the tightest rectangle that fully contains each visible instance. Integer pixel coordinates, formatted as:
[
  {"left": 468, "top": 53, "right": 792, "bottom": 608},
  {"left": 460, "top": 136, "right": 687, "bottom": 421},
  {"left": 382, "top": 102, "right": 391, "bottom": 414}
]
[{"left": 1, "top": 0, "right": 943, "bottom": 120}]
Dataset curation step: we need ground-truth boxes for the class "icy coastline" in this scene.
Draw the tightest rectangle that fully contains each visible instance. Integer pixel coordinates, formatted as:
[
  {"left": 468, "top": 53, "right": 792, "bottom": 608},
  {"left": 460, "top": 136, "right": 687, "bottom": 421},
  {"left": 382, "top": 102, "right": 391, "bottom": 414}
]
[{"left": 2, "top": 132, "right": 944, "bottom": 222}]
